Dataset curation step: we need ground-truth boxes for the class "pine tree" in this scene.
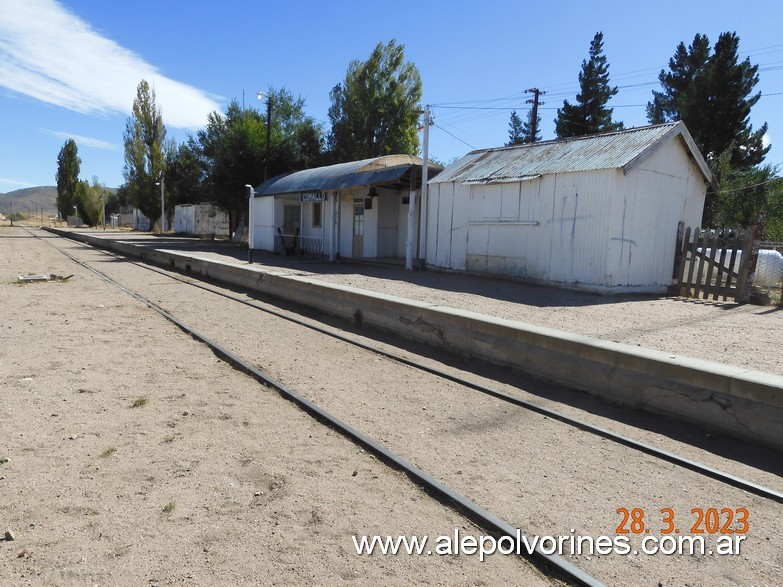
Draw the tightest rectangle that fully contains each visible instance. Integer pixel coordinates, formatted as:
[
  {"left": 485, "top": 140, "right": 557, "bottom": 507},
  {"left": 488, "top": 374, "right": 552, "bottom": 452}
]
[
  {"left": 555, "top": 32, "right": 623, "bottom": 138},
  {"left": 508, "top": 108, "right": 541, "bottom": 146},
  {"left": 649, "top": 32, "right": 771, "bottom": 226},
  {"left": 647, "top": 32, "right": 769, "bottom": 169},
  {"left": 507, "top": 111, "right": 524, "bottom": 145}
]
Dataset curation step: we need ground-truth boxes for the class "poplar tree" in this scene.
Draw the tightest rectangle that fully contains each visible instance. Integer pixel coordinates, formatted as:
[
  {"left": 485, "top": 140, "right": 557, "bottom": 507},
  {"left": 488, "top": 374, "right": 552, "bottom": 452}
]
[
  {"left": 327, "top": 40, "right": 422, "bottom": 162},
  {"left": 55, "top": 138, "right": 81, "bottom": 219},
  {"left": 555, "top": 32, "right": 623, "bottom": 138},
  {"left": 122, "top": 79, "right": 167, "bottom": 227}
]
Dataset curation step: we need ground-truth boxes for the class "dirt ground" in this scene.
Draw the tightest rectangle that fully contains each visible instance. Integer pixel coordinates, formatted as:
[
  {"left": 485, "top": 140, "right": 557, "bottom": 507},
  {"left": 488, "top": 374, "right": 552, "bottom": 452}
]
[
  {"left": 2, "top": 225, "right": 781, "bottom": 587},
  {"left": 0, "top": 226, "right": 555, "bottom": 585}
]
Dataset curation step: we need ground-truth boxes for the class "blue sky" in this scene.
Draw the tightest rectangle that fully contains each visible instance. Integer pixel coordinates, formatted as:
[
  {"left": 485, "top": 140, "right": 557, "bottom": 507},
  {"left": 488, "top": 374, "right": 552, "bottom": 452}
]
[{"left": 1, "top": 0, "right": 781, "bottom": 195}]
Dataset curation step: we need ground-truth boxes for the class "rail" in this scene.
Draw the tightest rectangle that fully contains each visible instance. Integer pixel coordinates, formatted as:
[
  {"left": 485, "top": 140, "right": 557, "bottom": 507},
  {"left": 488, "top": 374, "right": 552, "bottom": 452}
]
[{"left": 32, "top": 227, "right": 604, "bottom": 587}]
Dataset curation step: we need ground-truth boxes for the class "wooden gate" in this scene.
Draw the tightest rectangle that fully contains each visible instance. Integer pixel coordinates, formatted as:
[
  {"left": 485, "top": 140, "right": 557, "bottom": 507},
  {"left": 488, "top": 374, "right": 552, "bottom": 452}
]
[{"left": 674, "top": 224, "right": 756, "bottom": 302}]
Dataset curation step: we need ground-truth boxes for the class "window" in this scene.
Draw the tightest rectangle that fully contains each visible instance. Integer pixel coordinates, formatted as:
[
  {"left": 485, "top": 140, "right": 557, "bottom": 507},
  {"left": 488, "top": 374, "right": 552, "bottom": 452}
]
[
  {"left": 353, "top": 205, "right": 364, "bottom": 236},
  {"left": 312, "top": 202, "right": 322, "bottom": 228}
]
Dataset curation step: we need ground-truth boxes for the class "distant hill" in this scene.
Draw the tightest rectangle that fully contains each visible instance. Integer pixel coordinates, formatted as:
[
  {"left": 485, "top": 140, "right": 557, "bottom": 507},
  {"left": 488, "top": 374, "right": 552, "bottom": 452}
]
[
  {"left": 0, "top": 185, "right": 118, "bottom": 217},
  {"left": 0, "top": 186, "right": 58, "bottom": 216}
]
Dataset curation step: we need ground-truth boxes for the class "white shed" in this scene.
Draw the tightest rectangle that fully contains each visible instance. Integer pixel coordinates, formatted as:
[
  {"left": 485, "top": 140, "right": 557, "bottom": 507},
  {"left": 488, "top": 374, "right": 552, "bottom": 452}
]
[
  {"left": 173, "top": 203, "right": 229, "bottom": 237},
  {"left": 426, "top": 122, "right": 712, "bottom": 293}
]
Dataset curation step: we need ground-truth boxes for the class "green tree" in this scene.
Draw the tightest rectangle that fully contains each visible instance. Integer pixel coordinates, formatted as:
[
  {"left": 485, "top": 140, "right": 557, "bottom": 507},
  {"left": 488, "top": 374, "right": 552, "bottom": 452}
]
[
  {"left": 55, "top": 139, "right": 81, "bottom": 219},
  {"left": 507, "top": 111, "right": 524, "bottom": 146},
  {"left": 647, "top": 32, "right": 769, "bottom": 169},
  {"left": 165, "top": 138, "right": 205, "bottom": 222},
  {"left": 122, "top": 79, "right": 167, "bottom": 229},
  {"left": 522, "top": 107, "right": 542, "bottom": 144},
  {"left": 197, "top": 100, "right": 267, "bottom": 234},
  {"left": 507, "top": 109, "right": 541, "bottom": 146},
  {"left": 75, "top": 177, "right": 107, "bottom": 227},
  {"left": 763, "top": 176, "right": 783, "bottom": 240},
  {"left": 196, "top": 90, "right": 323, "bottom": 234},
  {"left": 267, "top": 88, "right": 324, "bottom": 174},
  {"left": 555, "top": 32, "right": 623, "bottom": 138},
  {"left": 327, "top": 39, "right": 422, "bottom": 162}
]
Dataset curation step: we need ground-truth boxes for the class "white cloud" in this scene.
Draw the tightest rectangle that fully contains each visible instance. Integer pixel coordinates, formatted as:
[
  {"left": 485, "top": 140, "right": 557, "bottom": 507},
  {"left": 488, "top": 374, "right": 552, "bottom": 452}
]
[
  {"left": 762, "top": 132, "right": 771, "bottom": 148},
  {"left": 0, "top": 0, "right": 222, "bottom": 130},
  {"left": 40, "top": 129, "right": 118, "bottom": 150}
]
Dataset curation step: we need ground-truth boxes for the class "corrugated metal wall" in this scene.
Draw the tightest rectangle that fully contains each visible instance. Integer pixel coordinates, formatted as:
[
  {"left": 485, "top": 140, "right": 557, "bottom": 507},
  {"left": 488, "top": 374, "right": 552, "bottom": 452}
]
[{"left": 427, "top": 138, "right": 705, "bottom": 292}]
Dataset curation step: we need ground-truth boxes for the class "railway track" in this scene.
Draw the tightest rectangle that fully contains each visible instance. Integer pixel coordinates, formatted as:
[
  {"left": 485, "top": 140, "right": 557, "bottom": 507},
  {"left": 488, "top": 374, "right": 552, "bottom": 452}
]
[{"left": 31, "top": 228, "right": 783, "bottom": 586}]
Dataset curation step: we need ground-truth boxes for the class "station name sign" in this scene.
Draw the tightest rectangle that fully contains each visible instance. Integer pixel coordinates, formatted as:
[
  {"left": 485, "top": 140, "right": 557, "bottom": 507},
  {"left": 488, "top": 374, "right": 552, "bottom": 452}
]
[{"left": 301, "top": 190, "right": 326, "bottom": 202}]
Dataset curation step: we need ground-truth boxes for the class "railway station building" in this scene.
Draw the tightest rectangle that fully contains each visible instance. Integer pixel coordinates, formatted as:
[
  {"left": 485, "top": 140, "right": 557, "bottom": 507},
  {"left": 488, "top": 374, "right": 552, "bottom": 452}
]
[{"left": 250, "top": 155, "right": 441, "bottom": 261}]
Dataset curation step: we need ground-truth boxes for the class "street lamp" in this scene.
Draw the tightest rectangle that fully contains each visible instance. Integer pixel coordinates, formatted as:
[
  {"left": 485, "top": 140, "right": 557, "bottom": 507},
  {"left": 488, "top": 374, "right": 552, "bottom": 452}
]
[{"left": 155, "top": 176, "right": 165, "bottom": 233}]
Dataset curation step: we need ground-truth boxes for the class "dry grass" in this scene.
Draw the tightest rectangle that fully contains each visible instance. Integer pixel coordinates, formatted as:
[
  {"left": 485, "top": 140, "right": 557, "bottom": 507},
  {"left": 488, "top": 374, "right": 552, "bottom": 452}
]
[{"left": 100, "top": 447, "right": 117, "bottom": 458}]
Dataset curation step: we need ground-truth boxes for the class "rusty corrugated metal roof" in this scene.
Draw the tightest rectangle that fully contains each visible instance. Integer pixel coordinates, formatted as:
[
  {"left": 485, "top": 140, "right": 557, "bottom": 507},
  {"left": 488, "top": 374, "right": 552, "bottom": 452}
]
[
  {"left": 254, "top": 155, "right": 433, "bottom": 196},
  {"left": 431, "top": 122, "right": 712, "bottom": 185}
]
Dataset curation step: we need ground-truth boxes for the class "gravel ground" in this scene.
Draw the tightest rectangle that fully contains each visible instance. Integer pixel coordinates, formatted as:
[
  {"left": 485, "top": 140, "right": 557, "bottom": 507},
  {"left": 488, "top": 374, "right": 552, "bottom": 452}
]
[{"left": 5, "top": 226, "right": 779, "bottom": 587}]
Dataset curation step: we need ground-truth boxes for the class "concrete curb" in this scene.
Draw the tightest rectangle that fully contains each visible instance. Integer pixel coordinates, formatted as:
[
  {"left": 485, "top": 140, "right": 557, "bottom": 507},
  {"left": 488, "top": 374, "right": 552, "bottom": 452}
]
[{"left": 45, "top": 228, "right": 783, "bottom": 452}]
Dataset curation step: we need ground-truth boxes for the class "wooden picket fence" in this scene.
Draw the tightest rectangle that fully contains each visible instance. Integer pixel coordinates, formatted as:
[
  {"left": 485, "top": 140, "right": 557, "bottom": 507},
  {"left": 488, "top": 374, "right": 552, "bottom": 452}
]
[{"left": 674, "top": 224, "right": 756, "bottom": 302}]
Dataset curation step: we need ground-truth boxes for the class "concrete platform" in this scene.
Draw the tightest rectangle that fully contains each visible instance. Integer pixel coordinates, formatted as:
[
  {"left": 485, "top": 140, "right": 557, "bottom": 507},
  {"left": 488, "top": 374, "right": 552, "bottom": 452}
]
[{"left": 44, "top": 227, "right": 783, "bottom": 452}]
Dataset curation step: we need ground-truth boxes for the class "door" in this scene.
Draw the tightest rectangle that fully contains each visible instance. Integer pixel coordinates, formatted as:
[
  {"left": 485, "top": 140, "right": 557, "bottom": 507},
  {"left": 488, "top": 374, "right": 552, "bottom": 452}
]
[
  {"left": 283, "top": 205, "right": 300, "bottom": 235},
  {"left": 352, "top": 204, "right": 364, "bottom": 258}
]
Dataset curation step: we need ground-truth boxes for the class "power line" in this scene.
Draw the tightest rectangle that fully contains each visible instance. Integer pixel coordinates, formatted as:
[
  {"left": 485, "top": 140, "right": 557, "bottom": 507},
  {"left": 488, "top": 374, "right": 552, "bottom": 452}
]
[
  {"left": 432, "top": 123, "right": 477, "bottom": 150},
  {"left": 719, "top": 176, "right": 783, "bottom": 194},
  {"left": 430, "top": 44, "right": 783, "bottom": 116},
  {"left": 432, "top": 92, "right": 782, "bottom": 115}
]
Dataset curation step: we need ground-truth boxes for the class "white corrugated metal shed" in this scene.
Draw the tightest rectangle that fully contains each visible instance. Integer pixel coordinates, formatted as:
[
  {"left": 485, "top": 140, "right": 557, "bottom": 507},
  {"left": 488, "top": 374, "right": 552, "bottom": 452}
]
[
  {"left": 431, "top": 121, "right": 712, "bottom": 187},
  {"left": 425, "top": 122, "right": 711, "bottom": 293}
]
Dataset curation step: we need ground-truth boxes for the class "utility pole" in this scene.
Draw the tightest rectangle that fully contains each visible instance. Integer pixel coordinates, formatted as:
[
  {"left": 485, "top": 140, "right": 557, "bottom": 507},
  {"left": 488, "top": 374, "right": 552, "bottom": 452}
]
[
  {"left": 265, "top": 95, "right": 273, "bottom": 181},
  {"left": 525, "top": 88, "right": 545, "bottom": 142},
  {"left": 419, "top": 105, "right": 432, "bottom": 269},
  {"left": 406, "top": 105, "right": 433, "bottom": 271},
  {"left": 256, "top": 91, "right": 274, "bottom": 181}
]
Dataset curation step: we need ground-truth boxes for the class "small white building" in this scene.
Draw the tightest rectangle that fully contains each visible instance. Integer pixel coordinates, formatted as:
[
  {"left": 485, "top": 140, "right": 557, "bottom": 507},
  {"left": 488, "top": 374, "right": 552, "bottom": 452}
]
[
  {"left": 251, "top": 155, "right": 438, "bottom": 260},
  {"left": 426, "top": 122, "right": 713, "bottom": 293},
  {"left": 174, "top": 203, "right": 230, "bottom": 237}
]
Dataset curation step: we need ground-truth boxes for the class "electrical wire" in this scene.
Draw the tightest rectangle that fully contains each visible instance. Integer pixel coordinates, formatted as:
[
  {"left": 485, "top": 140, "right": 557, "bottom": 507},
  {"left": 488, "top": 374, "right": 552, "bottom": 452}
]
[{"left": 432, "top": 123, "right": 477, "bottom": 150}]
